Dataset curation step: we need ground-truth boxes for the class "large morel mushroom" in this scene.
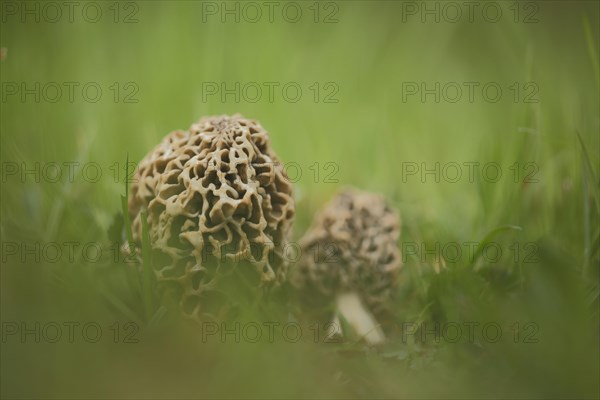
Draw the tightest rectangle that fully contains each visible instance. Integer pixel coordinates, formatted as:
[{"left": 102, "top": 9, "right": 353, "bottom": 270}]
[
  {"left": 292, "top": 188, "right": 401, "bottom": 344},
  {"left": 128, "top": 114, "right": 294, "bottom": 320}
]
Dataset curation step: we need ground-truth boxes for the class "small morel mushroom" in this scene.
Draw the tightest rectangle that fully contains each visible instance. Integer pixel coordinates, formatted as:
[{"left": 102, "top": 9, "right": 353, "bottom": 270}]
[
  {"left": 128, "top": 114, "right": 295, "bottom": 320},
  {"left": 292, "top": 188, "right": 401, "bottom": 345}
]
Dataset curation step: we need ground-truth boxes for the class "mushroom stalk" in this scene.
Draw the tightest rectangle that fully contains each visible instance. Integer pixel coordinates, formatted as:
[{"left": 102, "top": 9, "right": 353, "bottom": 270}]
[{"left": 335, "top": 291, "right": 385, "bottom": 345}]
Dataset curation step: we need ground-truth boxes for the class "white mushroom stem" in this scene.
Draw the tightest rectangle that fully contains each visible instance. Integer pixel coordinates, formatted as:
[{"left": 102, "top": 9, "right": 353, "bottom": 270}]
[{"left": 334, "top": 292, "right": 385, "bottom": 345}]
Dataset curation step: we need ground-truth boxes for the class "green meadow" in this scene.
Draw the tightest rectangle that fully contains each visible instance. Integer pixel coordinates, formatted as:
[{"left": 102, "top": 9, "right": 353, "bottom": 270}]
[{"left": 1, "top": 1, "right": 598, "bottom": 398}]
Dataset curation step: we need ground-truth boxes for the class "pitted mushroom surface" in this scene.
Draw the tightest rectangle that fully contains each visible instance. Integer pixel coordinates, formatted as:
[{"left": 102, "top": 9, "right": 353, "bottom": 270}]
[
  {"left": 292, "top": 188, "right": 401, "bottom": 344},
  {"left": 128, "top": 114, "right": 295, "bottom": 320}
]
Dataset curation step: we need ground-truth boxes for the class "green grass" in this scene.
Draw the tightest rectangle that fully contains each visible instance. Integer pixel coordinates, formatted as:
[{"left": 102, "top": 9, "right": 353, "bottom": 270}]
[{"left": 1, "top": 1, "right": 599, "bottom": 399}]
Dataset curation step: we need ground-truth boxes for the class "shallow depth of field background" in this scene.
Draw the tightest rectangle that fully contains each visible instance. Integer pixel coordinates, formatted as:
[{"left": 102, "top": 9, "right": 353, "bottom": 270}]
[{"left": 1, "top": 1, "right": 599, "bottom": 399}]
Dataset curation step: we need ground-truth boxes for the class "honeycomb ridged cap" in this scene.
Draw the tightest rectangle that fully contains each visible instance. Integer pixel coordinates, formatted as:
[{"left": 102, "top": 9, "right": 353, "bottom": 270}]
[
  {"left": 292, "top": 188, "right": 401, "bottom": 310},
  {"left": 128, "top": 114, "right": 295, "bottom": 320}
]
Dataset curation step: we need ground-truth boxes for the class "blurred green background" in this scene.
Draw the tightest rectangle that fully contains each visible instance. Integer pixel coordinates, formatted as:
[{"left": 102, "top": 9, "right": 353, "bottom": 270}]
[{"left": 1, "top": 1, "right": 599, "bottom": 398}]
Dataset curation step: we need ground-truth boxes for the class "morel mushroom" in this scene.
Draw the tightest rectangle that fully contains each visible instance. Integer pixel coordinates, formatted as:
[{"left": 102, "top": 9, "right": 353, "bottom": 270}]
[
  {"left": 292, "top": 188, "right": 401, "bottom": 345},
  {"left": 128, "top": 114, "right": 295, "bottom": 320}
]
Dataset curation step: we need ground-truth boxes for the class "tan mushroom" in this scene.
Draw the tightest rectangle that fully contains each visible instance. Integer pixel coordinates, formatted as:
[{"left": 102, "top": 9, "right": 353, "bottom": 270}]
[
  {"left": 292, "top": 188, "right": 401, "bottom": 345},
  {"left": 128, "top": 114, "right": 295, "bottom": 321}
]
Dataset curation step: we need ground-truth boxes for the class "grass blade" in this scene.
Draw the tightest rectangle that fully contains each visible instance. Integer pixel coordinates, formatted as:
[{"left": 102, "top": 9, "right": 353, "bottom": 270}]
[
  {"left": 149, "top": 305, "right": 168, "bottom": 327},
  {"left": 121, "top": 153, "right": 135, "bottom": 248},
  {"left": 470, "top": 225, "right": 523, "bottom": 268},
  {"left": 576, "top": 131, "right": 599, "bottom": 214},
  {"left": 140, "top": 209, "right": 155, "bottom": 321},
  {"left": 576, "top": 131, "right": 599, "bottom": 279},
  {"left": 97, "top": 285, "right": 143, "bottom": 324},
  {"left": 583, "top": 14, "right": 600, "bottom": 90}
]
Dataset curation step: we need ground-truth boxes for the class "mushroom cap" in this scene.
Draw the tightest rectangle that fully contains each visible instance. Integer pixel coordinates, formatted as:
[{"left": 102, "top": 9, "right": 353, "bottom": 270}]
[
  {"left": 292, "top": 188, "right": 401, "bottom": 312},
  {"left": 128, "top": 114, "right": 295, "bottom": 320}
]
